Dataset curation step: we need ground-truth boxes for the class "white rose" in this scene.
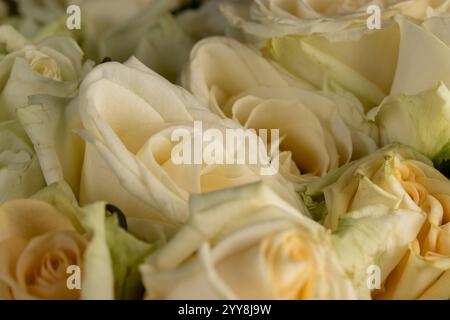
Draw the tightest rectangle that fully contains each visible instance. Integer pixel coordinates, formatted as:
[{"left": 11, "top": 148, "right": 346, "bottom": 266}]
[
  {"left": 0, "top": 26, "right": 85, "bottom": 121},
  {"left": 141, "top": 182, "right": 357, "bottom": 300},
  {"left": 79, "top": 57, "right": 302, "bottom": 224},
  {"left": 20, "top": 56, "right": 303, "bottom": 225},
  {"left": 264, "top": 15, "right": 450, "bottom": 109},
  {"left": 183, "top": 37, "right": 378, "bottom": 188}
]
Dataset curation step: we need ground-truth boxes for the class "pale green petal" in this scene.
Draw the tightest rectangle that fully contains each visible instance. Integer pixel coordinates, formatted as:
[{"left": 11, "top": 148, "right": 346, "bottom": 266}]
[
  {"left": 390, "top": 16, "right": 450, "bottom": 96},
  {"left": 0, "top": 25, "right": 29, "bottom": 54},
  {"left": 350, "top": 174, "right": 401, "bottom": 211},
  {"left": 0, "top": 35, "right": 84, "bottom": 121},
  {"left": 18, "top": 95, "right": 84, "bottom": 197},
  {"left": 80, "top": 201, "right": 156, "bottom": 300},
  {"left": 267, "top": 23, "right": 400, "bottom": 109},
  {"left": 332, "top": 204, "right": 425, "bottom": 298},
  {"left": 31, "top": 181, "right": 83, "bottom": 232},
  {"left": 80, "top": 202, "right": 114, "bottom": 300},
  {"left": 0, "top": 120, "right": 45, "bottom": 203},
  {"left": 104, "top": 214, "right": 155, "bottom": 299},
  {"left": 373, "top": 82, "right": 450, "bottom": 164}
]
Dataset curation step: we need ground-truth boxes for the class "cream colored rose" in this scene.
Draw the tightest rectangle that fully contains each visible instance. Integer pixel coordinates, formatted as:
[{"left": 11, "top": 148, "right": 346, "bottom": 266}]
[
  {"left": 0, "top": 199, "right": 87, "bottom": 299},
  {"left": 72, "top": 57, "right": 302, "bottom": 225},
  {"left": 0, "top": 27, "right": 85, "bottom": 121},
  {"left": 374, "top": 157, "right": 450, "bottom": 299},
  {"left": 182, "top": 36, "right": 312, "bottom": 115},
  {"left": 0, "top": 184, "right": 154, "bottom": 300},
  {"left": 24, "top": 49, "right": 63, "bottom": 81},
  {"left": 182, "top": 37, "right": 377, "bottom": 188},
  {"left": 314, "top": 145, "right": 450, "bottom": 299},
  {"left": 263, "top": 14, "right": 450, "bottom": 110},
  {"left": 141, "top": 182, "right": 357, "bottom": 300}
]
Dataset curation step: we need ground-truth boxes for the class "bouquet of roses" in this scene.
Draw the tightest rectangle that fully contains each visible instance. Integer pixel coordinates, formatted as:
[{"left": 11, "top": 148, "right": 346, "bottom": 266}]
[{"left": 0, "top": 0, "right": 448, "bottom": 300}]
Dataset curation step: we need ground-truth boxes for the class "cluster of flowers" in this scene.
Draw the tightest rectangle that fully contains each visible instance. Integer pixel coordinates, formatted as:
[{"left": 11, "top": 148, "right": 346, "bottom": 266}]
[{"left": 0, "top": 0, "right": 449, "bottom": 300}]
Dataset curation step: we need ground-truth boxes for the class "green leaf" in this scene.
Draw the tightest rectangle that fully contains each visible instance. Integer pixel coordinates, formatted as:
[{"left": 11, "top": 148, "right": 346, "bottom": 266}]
[
  {"left": 80, "top": 202, "right": 156, "bottom": 300},
  {"left": 105, "top": 214, "right": 156, "bottom": 300},
  {"left": 434, "top": 141, "right": 450, "bottom": 178}
]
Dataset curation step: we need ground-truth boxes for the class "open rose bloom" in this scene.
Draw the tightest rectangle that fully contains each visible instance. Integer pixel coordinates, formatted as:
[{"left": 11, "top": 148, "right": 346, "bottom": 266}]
[{"left": 0, "top": 0, "right": 449, "bottom": 301}]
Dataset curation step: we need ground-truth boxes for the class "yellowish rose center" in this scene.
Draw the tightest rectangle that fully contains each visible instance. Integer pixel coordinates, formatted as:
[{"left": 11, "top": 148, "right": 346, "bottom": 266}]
[
  {"left": 25, "top": 49, "right": 63, "bottom": 82},
  {"left": 262, "top": 230, "right": 318, "bottom": 299},
  {"left": 16, "top": 231, "right": 87, "bottom": 300},
  {"left": 137, "top": 128, "right": 261, "bottom": 195}
]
